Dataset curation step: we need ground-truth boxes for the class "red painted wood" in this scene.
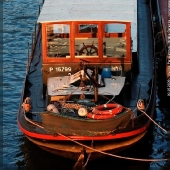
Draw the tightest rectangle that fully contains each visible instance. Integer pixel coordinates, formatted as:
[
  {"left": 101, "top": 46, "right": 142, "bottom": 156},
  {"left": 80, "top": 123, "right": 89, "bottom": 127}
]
[{"left": 17, "top": 119, "right": 151, "bottom": 141}]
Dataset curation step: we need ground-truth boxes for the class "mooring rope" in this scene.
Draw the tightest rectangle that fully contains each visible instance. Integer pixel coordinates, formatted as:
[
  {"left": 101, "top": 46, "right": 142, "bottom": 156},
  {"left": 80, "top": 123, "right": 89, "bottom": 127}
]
[
  {"left": 58, "top": 133, "right": 168, "bottom": 162},
  {"left": 22, "top": 102, "right": 168, "bottom": 162},
  {"left": 137, "top": 99, "right": 168, "bottom": 134},
  {"left": 23, "top": 111, "right": 44, "bottom": 129},
  {"left": 83, "top": 140, "right": 93, "bottom": 168}
]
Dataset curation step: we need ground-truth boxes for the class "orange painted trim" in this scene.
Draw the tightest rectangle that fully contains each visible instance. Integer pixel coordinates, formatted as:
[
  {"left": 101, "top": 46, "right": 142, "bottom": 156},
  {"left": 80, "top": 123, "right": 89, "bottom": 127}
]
[
  {"left": 42, "top": 23, "right": 47, "bottom": 63},
  {"left": 98, "top": 23, "right": 103, "bottom": 59},
  {"left": 17, "top": 118, "right": 151, "bottom": 141},
  {"left": 70, "top": 22, "right": 74, "bottom": 58},
  {"left": 42, "top": 58, "right": 132, "bottom": 64},
  {"left": 126, "top": 22, "right": 131, "bottom": 62}
]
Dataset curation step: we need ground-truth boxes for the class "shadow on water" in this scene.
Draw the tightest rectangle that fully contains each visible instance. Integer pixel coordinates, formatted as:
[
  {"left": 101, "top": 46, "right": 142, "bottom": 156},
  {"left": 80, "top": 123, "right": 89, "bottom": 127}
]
[
  {"left": 15, "top": 120, "right": 169, "bottom": 170},
  {"left": 16, "top": 135, "right": 151, "bottom": 170},
  {"left": 86, "top": 132, "right": 153, "bottom": 170},
  {"left": 15, "top": 136, "right": 75, "bottom": 170}
]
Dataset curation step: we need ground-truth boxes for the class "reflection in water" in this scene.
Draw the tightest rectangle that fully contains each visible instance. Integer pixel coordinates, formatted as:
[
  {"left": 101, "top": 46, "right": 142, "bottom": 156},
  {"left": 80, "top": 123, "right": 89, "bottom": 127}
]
[
  {"left": 16, "top": 136, "right": 75, "bottom": 170},
  {"left": 15, "top": 124, "right": 169, "bottom": 170}
]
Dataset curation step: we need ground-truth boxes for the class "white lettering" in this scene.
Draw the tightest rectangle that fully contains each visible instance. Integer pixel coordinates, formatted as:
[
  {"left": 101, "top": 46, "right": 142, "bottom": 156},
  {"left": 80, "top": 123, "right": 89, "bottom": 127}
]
[{"left": 49, "top": 67, "right": 53, "bottom": 72}]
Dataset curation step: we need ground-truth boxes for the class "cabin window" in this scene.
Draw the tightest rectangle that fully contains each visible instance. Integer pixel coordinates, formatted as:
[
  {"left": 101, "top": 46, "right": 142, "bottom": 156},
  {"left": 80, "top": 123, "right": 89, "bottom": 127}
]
[
  {"left": 103, "top": 23, "right": 126, "bottom": 58},
  {"left": 46, "top": 24, "right": 70, "bottom": 58},
  {"left": 74, "top": 24, "right": 99, "bottom": 58}
]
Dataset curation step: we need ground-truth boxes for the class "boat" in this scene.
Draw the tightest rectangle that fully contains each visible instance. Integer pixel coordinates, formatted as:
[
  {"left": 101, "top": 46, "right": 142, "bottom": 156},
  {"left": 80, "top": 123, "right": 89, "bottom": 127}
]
[{"left": 17, "top": 0, "right": 157, "bottom": 161}]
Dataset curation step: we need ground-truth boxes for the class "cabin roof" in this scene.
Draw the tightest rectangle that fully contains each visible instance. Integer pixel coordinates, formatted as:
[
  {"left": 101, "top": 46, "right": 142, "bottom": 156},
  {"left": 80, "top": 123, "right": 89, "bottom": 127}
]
[{"left": 37, "top": 0, "right": 135, "bottom": 23}]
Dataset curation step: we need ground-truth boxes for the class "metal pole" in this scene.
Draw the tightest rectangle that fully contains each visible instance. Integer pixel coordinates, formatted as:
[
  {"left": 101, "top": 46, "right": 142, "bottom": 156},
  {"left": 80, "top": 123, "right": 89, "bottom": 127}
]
[
  {"left": 28, "top": 42, "right": 29, "bottom": 59},
  {"left": 38, "top": 5, "right": 40, "bottom": 15},
  {"left": 34, "top": 22, "right": 36, "bottom": 37},
  {"left": 94, "top": 66, "right": 98, "bottom": 103},
  {"left": 32, "top": 32, "right": 34, "bottom": 52},
  {"left": 27, "top": 42, "right": 30, "bottom": 72}
]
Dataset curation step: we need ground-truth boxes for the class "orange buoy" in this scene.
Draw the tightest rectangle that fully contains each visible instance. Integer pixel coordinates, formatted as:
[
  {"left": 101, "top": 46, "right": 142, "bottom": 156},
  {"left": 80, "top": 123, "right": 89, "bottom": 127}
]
[
  {"left": 92, "top": 104, "right": 123, "bottom": 115},
  {"left": 22, "top": 97, "right": 32, "bottom": 113},
  {"left": 87, "top": 113, "right": 116, "bottom": 120},
  {"left": 87, "top": 103, "right": 123, "bottom": 120}
]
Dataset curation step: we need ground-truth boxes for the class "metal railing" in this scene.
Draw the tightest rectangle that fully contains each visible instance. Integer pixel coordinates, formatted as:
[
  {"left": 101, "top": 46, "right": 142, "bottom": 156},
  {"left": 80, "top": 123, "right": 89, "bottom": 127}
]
[{"left": 26, "top": 1, "right": 44, "bottom": 73}]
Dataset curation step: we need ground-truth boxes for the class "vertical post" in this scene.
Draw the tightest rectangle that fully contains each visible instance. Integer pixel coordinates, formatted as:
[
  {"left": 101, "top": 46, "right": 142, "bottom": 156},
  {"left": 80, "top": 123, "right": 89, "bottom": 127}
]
[
  {"left": 28, "top": 42, "right": 29, "bottom": 59},
  {"left": 27, "top": 42, "right": 30, "bottom": 72},
  {"left": 94, "top": 66, "right": 98, "bottom": 103},
  {"left": 38, "top": 5, "right": 41, "bottom": 15},
  {"left": 32, "top": 32, "right": 34, "bottom": 52},
  {"left": 34, "top": 22, "right": 37, "bottom": 38}
]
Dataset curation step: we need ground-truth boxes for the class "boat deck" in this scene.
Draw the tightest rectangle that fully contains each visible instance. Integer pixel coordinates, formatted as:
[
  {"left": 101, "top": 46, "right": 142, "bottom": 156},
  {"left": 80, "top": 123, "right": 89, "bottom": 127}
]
[{"left": 27, "top": 1, "right": 154, "bottom": 122}]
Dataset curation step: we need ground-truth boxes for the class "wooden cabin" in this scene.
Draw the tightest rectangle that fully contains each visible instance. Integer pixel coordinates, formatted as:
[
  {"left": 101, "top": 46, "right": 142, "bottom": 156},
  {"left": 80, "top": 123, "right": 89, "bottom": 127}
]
[{"left": 37, "top": 0, "right": 137, "bottom": 102}]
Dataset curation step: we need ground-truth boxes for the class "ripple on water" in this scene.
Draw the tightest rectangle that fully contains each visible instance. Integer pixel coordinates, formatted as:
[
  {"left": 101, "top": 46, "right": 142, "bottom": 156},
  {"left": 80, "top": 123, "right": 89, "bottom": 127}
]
[{"left": 3, "top": 1, "right": 41, "bottom": 167}]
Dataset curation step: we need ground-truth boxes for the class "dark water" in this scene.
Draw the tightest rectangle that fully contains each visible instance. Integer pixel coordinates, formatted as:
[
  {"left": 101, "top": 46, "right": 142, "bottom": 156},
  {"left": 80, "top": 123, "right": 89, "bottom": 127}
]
[{"left": 3, "top": 0, "right": 170, "bottom": 169}]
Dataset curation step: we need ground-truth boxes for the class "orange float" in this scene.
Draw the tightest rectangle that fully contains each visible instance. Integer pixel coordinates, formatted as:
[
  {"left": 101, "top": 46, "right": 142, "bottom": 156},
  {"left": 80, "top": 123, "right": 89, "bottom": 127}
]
[{"left": 87, "top": 103, "right": 123, "bottom": 119}]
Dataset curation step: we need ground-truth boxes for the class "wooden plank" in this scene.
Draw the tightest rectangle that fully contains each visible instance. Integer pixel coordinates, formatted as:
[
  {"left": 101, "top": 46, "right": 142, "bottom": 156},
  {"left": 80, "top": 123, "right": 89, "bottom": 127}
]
[
  {"left": 44, "top": 0, "right": 134, "bottom": 6},
  {"left": 38, "top": 0, "right": 135, "bottom": 23}
]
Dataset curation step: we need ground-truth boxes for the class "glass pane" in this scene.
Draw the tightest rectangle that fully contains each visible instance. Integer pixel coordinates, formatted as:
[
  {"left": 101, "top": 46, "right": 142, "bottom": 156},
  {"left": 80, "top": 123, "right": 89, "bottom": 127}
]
[
  {"left": 79, "top": 24, "right": 98, "bottom": 33},
  {"left": 104, "top": 23, "right": 126, "bottom": 58},
  {"left": 46, "top": 24, "right": 70, "bottom": 58},
  {"left": 75, "top": 24, "right": 98, "bottom": 58}
]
